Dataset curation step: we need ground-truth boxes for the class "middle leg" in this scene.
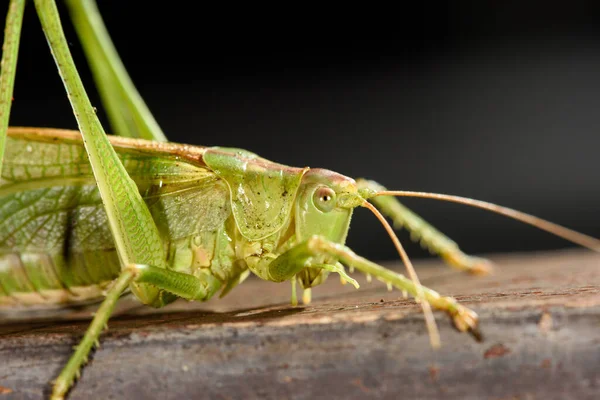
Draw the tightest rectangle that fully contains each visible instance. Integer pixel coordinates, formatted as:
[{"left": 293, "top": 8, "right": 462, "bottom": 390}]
[{"left": 358, "top": 179, "right": 493, "bottom": 275}]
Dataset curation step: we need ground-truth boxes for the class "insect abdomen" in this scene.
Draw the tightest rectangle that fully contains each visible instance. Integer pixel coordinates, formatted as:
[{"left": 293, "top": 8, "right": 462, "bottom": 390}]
[{"left": 0, "top": 249, "right": 120, "bottom": 307}]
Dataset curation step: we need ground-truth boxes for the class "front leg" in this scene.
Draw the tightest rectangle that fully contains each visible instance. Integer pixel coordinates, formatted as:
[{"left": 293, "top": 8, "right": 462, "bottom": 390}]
[{"left": 247, "top": 236, "right": 480, "bottom": 339}]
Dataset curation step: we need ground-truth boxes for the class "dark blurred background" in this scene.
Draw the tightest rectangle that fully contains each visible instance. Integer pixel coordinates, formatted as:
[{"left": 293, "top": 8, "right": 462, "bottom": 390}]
[{"left": 6, "top": 2, "right": 600, "bottom": 261}]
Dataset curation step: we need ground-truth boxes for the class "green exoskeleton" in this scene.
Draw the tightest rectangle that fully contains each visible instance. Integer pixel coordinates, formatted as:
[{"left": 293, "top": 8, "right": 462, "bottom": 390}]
[{"left": 2, "top": 2, "right": 600, "bottom": 399}]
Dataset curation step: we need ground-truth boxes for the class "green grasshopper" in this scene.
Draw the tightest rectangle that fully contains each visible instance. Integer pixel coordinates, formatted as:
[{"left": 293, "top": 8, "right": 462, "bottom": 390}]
[{"left": 2, "top": 1, "right": 600, "bottom": 399}]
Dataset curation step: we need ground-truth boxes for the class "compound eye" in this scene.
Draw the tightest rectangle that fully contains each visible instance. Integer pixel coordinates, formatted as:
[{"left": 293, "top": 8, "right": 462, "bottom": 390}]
[{"left": 313, "top": 186, "right": 337, "bottom": 213}]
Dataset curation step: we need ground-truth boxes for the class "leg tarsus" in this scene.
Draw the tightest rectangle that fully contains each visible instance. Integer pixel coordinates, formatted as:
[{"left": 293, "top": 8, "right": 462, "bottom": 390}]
[
  {"left": 442, "top": 251, "right": 494, "bottom": 276},
  {"left": 451, "top": 305, "right": 483, "bottom": 341}
]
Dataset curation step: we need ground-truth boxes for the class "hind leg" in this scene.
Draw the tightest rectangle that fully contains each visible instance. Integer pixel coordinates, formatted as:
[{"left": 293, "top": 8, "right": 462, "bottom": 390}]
[{"left": 0, "top": 0, "right": 25, "bottom": 175}]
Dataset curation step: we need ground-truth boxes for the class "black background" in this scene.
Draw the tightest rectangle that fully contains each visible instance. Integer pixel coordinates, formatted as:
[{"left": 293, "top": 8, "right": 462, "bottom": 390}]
[{"left": 6, "top": 2, "right": 600, "bottom": 261}]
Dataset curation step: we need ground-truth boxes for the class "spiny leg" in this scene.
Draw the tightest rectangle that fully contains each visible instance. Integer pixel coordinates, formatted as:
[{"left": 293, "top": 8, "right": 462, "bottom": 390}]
[
  {"left": 357, "top": 179, "right": 493, "bottom": 275},
  {"left": 51, "top": 265, "right": 222, "bottom": 400},
  {"left": 34, "top": 0, "right": 168, "bottom": 299},
  {"left": 34, "top": 1, "right": 173, "bottom": 397},
  {"left": 313, "top": 236, "right": 480, "bottom": 338},
  {"left": 255, "top": 235, "right": 480, "bottom": 339},
  {"left": 0, "top": 0, "right": 25, "bottom": 176},
  {"left": 51, "top": 269, "right": 135, "bottom": 399},
  {"left": 64, "top": 0, "right": 167, "bottom": 141}
]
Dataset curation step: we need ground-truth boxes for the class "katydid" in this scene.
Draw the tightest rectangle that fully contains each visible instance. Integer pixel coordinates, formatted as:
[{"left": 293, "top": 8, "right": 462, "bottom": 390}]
[{"left": 1, "top": 1, "right": 600, "bottom": 400}]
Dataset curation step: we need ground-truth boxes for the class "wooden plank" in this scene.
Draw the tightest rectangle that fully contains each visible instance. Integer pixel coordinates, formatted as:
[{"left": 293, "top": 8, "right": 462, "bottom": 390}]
[{"left": 0, "top": 249, "right": 599, "bottom": 399}]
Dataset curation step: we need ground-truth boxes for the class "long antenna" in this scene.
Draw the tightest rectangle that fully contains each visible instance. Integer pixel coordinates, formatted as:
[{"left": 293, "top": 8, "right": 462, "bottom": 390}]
[
  {"left": 362, "top": 201, "right": 441, "bottom": 348},
  {"left": 376, "top": 191, "right": 600, "bottom": 252}
]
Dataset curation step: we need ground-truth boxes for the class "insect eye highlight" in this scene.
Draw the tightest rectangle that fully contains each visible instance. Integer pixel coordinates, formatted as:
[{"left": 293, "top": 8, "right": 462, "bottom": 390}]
[{"left": 313, "top": 186, "right": 337, "bottom": 212}]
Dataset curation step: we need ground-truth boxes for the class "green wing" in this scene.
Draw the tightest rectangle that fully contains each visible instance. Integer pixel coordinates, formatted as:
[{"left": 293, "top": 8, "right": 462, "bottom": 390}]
[{"left": 1, "top": 134, "right": 230, "bottom": 256}]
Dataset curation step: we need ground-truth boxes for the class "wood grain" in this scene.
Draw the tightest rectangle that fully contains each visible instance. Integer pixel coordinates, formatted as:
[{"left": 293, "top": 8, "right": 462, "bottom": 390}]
[{"left": 1, "top": 249, "right": 599, "bottom": 399}]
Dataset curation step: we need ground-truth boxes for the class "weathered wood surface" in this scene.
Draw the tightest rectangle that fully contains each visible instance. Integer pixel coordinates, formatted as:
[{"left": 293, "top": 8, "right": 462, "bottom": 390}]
[{"left": 0, "top": 249, "right": 599, "bottom": 399}]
